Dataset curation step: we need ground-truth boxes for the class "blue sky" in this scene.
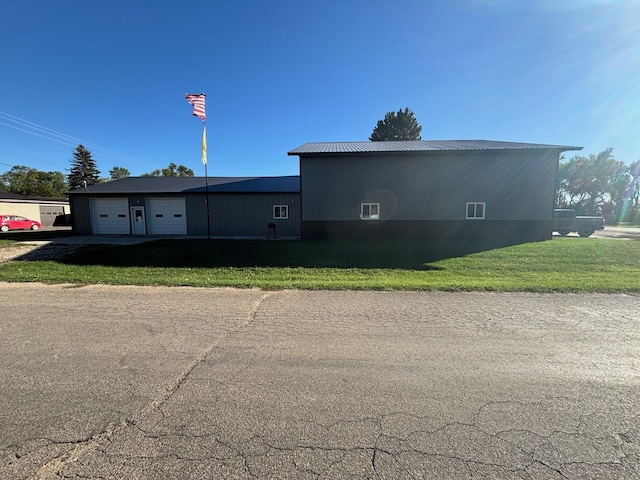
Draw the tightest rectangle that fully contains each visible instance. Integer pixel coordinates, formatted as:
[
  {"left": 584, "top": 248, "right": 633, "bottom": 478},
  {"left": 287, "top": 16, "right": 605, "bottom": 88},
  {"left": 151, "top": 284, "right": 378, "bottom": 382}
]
[{"left": 1, "top": 0, "right": 638, "bottom": 178}]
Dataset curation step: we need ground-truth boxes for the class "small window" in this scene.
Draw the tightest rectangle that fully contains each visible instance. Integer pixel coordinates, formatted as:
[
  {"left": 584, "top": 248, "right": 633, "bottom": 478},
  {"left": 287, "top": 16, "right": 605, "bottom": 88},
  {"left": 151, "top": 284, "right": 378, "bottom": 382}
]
[
  {"left": 155, "top": 214, "right": 164, "bottom": 218},
  {"left": 361, "top": 203, "right": 380, "bottom": 220},
  {"left": 466, "top": 202, "right": 485, "bottom": 219},
  {"left": 99, "top": 214, "right": 108, "bottom": 218},
  {"left": 174, "top": 214, "right": 182, "bottom": 218},
  {"left": 273, "top": 205, "right": 288, "bottom": 219}
]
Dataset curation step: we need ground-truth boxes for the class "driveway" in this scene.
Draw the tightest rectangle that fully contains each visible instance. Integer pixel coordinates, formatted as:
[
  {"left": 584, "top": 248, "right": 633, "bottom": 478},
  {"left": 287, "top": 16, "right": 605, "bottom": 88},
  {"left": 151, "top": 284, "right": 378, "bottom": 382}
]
[
  {"left": 594, "top": 225, "right": 640, "bottom": 240},
  {"left": 551, "top": 225, "right": 640, "bottom": 240},
  {"left": 0, "top": 234, "right": 197, "bottom": 263},
  {"left": 1, "top": 284, "right": 639, "bottom": 479}
]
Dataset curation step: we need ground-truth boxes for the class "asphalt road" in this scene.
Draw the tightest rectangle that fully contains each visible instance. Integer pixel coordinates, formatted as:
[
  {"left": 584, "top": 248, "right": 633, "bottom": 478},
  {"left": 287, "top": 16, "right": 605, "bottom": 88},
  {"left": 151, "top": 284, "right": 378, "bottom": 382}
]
[{"left": 1, "top": 284, "right": 639, "bottom": 479}]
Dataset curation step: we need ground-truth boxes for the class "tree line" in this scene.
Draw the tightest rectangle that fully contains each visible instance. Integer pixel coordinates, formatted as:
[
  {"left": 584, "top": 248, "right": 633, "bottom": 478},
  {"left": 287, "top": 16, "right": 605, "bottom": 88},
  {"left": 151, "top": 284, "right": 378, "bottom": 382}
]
[{"left": 0, "top": 145, "right": 194, "bottom": 198}]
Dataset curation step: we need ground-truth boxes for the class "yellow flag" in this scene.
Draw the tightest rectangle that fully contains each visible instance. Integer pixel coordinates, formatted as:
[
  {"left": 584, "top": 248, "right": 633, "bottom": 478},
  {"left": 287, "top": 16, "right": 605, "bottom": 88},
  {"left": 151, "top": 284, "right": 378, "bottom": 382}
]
[{"left": 201, "top": 125, "right": 207, "bottom": 165}]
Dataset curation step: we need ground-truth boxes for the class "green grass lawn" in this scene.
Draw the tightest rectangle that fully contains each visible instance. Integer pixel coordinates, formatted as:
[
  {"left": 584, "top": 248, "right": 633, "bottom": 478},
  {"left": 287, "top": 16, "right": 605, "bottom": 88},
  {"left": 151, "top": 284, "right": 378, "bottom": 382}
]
[{"left": 1, "top": 237, "right": 639, "bottom": 292}]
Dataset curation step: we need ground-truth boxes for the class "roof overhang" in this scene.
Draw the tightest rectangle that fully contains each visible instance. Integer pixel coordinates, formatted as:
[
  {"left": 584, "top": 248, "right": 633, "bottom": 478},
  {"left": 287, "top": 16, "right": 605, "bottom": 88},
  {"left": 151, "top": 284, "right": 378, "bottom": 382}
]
[{"left": 288, "top": 140, "right": 583, "bottom": 156}]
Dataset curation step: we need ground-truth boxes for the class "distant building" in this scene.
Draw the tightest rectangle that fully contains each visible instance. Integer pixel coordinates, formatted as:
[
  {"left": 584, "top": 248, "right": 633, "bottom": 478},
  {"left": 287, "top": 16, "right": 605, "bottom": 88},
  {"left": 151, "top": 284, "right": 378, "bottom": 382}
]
[{"left": 0, "top": 192, "right": 70, "bottom": 227}]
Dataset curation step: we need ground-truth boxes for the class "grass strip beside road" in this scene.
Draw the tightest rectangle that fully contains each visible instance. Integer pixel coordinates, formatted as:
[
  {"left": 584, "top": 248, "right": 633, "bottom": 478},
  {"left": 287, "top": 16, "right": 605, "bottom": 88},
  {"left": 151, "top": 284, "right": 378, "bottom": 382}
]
[{"left": 0, "top": 237, "right": 639, "bottom": 292}]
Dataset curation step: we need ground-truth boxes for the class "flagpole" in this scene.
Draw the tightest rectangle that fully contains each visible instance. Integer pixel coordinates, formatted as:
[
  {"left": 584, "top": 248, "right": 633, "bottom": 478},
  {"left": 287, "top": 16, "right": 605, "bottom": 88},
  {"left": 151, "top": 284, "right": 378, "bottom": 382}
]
[
  {"left": 203, "top": 121, "right": 211, "bottom": 240},
  {"left": 186, "top": 92, "right": 209, "bottom": 239}
]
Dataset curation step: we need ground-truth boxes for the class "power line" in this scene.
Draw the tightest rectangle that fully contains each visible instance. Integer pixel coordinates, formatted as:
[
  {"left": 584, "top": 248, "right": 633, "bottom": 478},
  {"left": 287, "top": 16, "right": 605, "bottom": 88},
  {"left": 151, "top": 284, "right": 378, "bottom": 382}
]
[
  {"left": 0, "top": 112, "right": 132, "bottom": 161},
  {"left": 0, "top": 121, "right": 84, "bottom": 149},
  {"left": 0, "top": 148, "right": 64, "bottom": 170},
  {"left": 0, "top": 112, "right": 155, "bottom": 168}
]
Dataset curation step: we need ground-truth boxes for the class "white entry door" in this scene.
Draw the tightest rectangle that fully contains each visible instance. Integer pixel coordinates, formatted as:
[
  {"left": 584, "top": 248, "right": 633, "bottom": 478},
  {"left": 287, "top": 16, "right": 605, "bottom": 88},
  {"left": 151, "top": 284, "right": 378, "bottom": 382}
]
[{"left": 130, "top": 206, "right": 146, "bottom": 235}]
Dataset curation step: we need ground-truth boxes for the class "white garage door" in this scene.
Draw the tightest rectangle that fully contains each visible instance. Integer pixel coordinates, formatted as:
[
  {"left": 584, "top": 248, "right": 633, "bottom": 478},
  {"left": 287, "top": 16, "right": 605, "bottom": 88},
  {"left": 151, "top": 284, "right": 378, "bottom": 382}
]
[
  {"left": 91, "top": 198, "right": 130, "bottom": 234},
  {"left": 147, "top": 197, "right": 187, "bottom": 235}
]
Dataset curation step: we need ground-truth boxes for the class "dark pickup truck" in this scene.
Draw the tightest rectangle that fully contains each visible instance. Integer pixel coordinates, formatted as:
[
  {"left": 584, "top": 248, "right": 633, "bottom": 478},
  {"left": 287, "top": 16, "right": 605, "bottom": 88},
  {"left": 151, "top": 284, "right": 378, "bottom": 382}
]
[{"left": 553, "top": 209, "right": 605, "bottom": 237}]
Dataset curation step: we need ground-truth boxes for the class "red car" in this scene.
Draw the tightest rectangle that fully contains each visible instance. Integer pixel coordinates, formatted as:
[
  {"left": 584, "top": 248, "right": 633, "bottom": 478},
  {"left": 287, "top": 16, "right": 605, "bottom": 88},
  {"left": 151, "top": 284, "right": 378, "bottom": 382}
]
[{"left": 0, "top": 215, "right": 42, "bottom": 232}]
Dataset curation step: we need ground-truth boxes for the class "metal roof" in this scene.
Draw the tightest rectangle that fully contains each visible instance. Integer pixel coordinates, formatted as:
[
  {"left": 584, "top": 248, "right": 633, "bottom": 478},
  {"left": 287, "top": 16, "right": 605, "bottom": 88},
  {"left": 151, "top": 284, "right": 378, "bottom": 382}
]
[
  {"left": 288, "top": 140, "right": 582, "bottom": 155},
  {"left": 0, "top": 192, "right": 31, "bottom": 200},
  {"left": 67, "top": 176, "right": 300, "bottom": 195},
  {"left": 0, "top": 192, "right": 69, "bottom": 203}
]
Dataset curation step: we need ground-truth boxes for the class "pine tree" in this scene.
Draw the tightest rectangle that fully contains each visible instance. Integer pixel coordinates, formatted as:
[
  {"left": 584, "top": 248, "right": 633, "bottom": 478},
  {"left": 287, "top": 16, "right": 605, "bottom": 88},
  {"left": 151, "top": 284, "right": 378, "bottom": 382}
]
[
  {"left": 68, "top": 145, "right": 101, "bottom": 188},
  {"left": 370, "top": 108, "right": 423, "bottom": 141}
]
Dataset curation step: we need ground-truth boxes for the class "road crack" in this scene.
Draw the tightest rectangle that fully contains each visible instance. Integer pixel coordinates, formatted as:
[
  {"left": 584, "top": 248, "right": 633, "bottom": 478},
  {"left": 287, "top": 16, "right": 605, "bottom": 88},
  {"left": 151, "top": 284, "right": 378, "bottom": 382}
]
[{"left": 31, "top": 292, "right": 274, "bottom": 480}]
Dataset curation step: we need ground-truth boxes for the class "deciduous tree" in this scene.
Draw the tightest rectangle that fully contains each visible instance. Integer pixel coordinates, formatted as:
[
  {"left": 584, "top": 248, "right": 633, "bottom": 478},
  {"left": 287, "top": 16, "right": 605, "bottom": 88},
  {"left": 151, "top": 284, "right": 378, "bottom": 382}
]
[
  {"left": 556, "top": 148, "right": 628, "bottom": 216},
  {"left": 0, "top": 166, "right": 67, "bottom": 197},
  {"left": 619, "top": 159, "right": 640, "bottom": 223},
  {"left": 141, "top": 163, "right": 194, "bottom": 177}
]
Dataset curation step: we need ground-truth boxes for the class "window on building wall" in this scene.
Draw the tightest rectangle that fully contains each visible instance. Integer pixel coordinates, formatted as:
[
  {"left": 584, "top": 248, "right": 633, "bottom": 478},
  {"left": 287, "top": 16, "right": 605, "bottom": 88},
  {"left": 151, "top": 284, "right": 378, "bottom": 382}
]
[
  {"left": 466, "top": 202, "right": 485, "bottom": 219},
  {"left": 361, "top": 203, "right": 380, "bottom": 220},
  {"left": 273, "top": 205, "right": 288, "bottom": 219}
]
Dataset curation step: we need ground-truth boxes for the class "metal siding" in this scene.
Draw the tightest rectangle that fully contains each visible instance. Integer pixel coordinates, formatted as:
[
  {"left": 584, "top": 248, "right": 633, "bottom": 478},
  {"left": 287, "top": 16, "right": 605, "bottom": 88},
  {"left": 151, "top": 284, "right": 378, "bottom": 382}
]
[
  {"left": 301, "top": 220, "right": 552, "bottom": 244},
  {"left": 301, "top": 150, "right": 560, "bottom": 223},
  {"left": 72, "top": 193, "right": 300, "bottom": 237},
  {"left": 210, "top": 193, "right": 300, "bottom": 237},
  {"left": 185, "top": 194, "right": 209, "bottom": 235},
  {"left": 301, "top": 155, "right": 448, "bottom": 221},
  {"left": 301, "top": 157, "right": 360, "bottom": 221},
  {"left": 69, "top": 196, "right": 92, "bottom": 234},
  {"left": 485, "top": 150, "right": 558, "bottom": 220}
]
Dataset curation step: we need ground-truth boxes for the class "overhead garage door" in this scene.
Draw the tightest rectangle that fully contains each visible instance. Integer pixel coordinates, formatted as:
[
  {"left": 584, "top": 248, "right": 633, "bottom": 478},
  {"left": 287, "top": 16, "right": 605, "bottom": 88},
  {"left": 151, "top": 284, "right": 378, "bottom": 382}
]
[
  {"left": 39, "top": 205, "right": 68, "bottom": 227},
  {"left": 147, "top": 197, "right": 187, "bottom": 234},
  {"left": 91, "top": 198, "right": 130, "bottom": 234}
]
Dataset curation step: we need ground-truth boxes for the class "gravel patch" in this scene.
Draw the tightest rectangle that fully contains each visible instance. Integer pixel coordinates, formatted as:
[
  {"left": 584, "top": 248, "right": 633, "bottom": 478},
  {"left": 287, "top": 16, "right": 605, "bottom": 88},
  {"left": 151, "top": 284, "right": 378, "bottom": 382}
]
[{"left": 0, "top": 244, "right": 85, "bottom": 263}]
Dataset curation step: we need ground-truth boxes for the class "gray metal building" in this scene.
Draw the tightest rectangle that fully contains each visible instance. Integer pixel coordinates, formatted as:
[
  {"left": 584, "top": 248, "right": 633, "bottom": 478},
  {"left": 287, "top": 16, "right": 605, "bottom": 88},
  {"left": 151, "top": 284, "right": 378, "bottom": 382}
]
[
  {"left": 67, "top": 176, "right": 300, "bottom": 237},
  {"left": 288, "top": 140, "right": 582, "bottom": 243},
  {"left": 67, "top": 139, "right": 581, "bottom": 246}
]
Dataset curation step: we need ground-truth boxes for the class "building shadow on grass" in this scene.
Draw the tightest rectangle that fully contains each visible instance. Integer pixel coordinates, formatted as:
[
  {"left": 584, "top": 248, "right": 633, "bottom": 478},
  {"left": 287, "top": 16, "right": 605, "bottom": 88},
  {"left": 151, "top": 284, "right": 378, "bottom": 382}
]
[{"left": 35, "top": 238, "right": 533, "bottom": 270}]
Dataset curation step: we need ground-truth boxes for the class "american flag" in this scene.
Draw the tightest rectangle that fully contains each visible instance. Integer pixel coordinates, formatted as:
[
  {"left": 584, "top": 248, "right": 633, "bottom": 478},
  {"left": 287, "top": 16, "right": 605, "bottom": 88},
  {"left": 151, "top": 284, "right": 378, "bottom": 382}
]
[{"left": 185, "top": 93, "right": 206, "bottom": 121}]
